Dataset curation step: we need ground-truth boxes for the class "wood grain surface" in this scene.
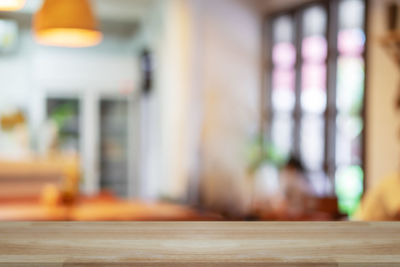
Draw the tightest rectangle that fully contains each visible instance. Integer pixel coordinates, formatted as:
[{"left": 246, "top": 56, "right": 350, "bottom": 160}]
[{"left": 0, "top": 222, "right": 399, "bottom": 266}]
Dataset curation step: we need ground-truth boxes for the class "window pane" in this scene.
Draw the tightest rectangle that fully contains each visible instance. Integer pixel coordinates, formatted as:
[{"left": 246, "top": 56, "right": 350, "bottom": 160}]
[
  {"left": 0, "top": 19, "right": 18, "bottom": 53},
  {"left": 335, "top": 165, "right": 364, "bottom": 216},
  {"left": 337, "top": 0, "right": 365, "bottom": 116},
  {"left": 273, "top": 15, "right": 294, "bottom": 44},
  {"left": 301, "top": 7, "right": 327, "bottom": 115},
  {"left": 336, "top": 115, "right": 363, "bottom": 166},
  {"left": 301, "top": 63, "right": 327, "bottom": 114},
  {"left": 47, "top": 98, "right": 80, "bottom": 154},
  {"left": 302, "top": 35, "right": 327, "bottom": 62},
  {"left": 272, "top": 68, "right": 296, "bottom": 112},
  {"left": 300, "top": 115, "right": 324, "bottom": 171},
  {"left": 271, "top": 114, "right": 293, "bottom": 159},
  {"left": 339, "top": 0, "right": 365, "bottom": 30},
  {"left": 338, "top": 28, "right": 365, "bottom": 56},
  {"left": 271, "top": 15, "right": 296, "bottom": 113},
  {"left": 309, "top": 171, "right": 331, "bottom": 196},
  {"left": 336, "top": 57, "right": 365, "bottom": 114},
  {"left": 303, "top": 6, "right": 327, "bottom": 37},
  {"left": 273, "top": 42, "right": 296, "bottom": 67},
  {"left": 100, "top": 99, "right": 129, "bottom": 198},
  {"left": 336, "top": 0, "right": 366, "bottom": 217}
]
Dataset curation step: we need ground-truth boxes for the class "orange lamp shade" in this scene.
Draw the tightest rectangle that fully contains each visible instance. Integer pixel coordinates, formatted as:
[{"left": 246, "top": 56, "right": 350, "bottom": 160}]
[
  {"left": 33, "top": 0, "right": 103, "bottom": 48},
  {"left": 0, "top": 0, "right": 25, "bottom": 11}
]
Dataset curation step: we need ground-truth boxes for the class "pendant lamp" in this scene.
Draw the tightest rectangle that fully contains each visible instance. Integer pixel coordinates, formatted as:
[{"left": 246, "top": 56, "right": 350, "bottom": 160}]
[
  {"left": 0, "top": 0, "right": 25, "bottom": 11},
  {"left": 33, "top": 0, "right": 102, "bottom": 48}
]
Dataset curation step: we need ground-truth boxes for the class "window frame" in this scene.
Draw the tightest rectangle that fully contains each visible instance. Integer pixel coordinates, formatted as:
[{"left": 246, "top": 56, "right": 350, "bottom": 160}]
[{"left": 261, "top": 0, "right": 369, "bottom": 196}]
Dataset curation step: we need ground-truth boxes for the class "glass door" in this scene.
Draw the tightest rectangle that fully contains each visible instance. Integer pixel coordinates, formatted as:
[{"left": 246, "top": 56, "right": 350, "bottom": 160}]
[{"left": 99, "top": 99, "right": 129, "bottom": 198}]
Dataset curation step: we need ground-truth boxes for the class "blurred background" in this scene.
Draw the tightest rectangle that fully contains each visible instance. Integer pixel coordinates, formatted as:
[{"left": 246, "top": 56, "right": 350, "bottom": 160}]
[{"left": 0, "top": 0, "right": 399, "bottom": 221}]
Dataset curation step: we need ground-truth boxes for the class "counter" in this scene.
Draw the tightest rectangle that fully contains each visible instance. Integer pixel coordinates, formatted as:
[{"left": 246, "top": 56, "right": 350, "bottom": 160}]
[{"left": 1, "top": 222, "right": 399, "bottom": 266}]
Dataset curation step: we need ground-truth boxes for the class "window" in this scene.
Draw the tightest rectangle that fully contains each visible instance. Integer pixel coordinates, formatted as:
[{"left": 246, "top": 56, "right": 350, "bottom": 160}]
[
  {"left": 266, "top": 0, "right": 367, "bottom": 216},
  {"left": 47, "top": 97, "right": 80, "bottom": 154}
]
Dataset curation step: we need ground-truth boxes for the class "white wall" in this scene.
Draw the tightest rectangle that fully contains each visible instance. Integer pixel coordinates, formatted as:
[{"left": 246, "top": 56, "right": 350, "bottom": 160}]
[
  {"left": 129, "top": 0, "right": 168, "bottom": 200},
  {"left": 198, "top": 0, "right": 262, "bottom": 215},
  {"left": 130, "top": 0, "right": 206, "bottom": 202},
  {"left": 366, "top": 0, "right": 400, "bottom": 189},
  {"left": 158, "top": 0, "right": 196, "bottom": 200}
]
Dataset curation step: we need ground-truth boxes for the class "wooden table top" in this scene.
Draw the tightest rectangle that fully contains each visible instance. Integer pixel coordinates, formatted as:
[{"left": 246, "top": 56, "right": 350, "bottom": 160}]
[{"left": 1, "top": 222, "right": 399, "bottom": 266}]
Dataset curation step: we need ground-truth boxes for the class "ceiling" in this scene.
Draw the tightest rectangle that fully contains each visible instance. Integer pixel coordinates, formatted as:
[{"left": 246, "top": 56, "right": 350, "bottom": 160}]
[
  {"left": 250, "top": 0, "right": 314, "bottom": 14},
  {"left": 7, "top": 0, "right": 323, "bottom": 23},
  {"left": 13, "top": 0, "right": 319, "bottom": 21},
  {"left": 19, "top": 0, "right": 156, "bottom": 22}
]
